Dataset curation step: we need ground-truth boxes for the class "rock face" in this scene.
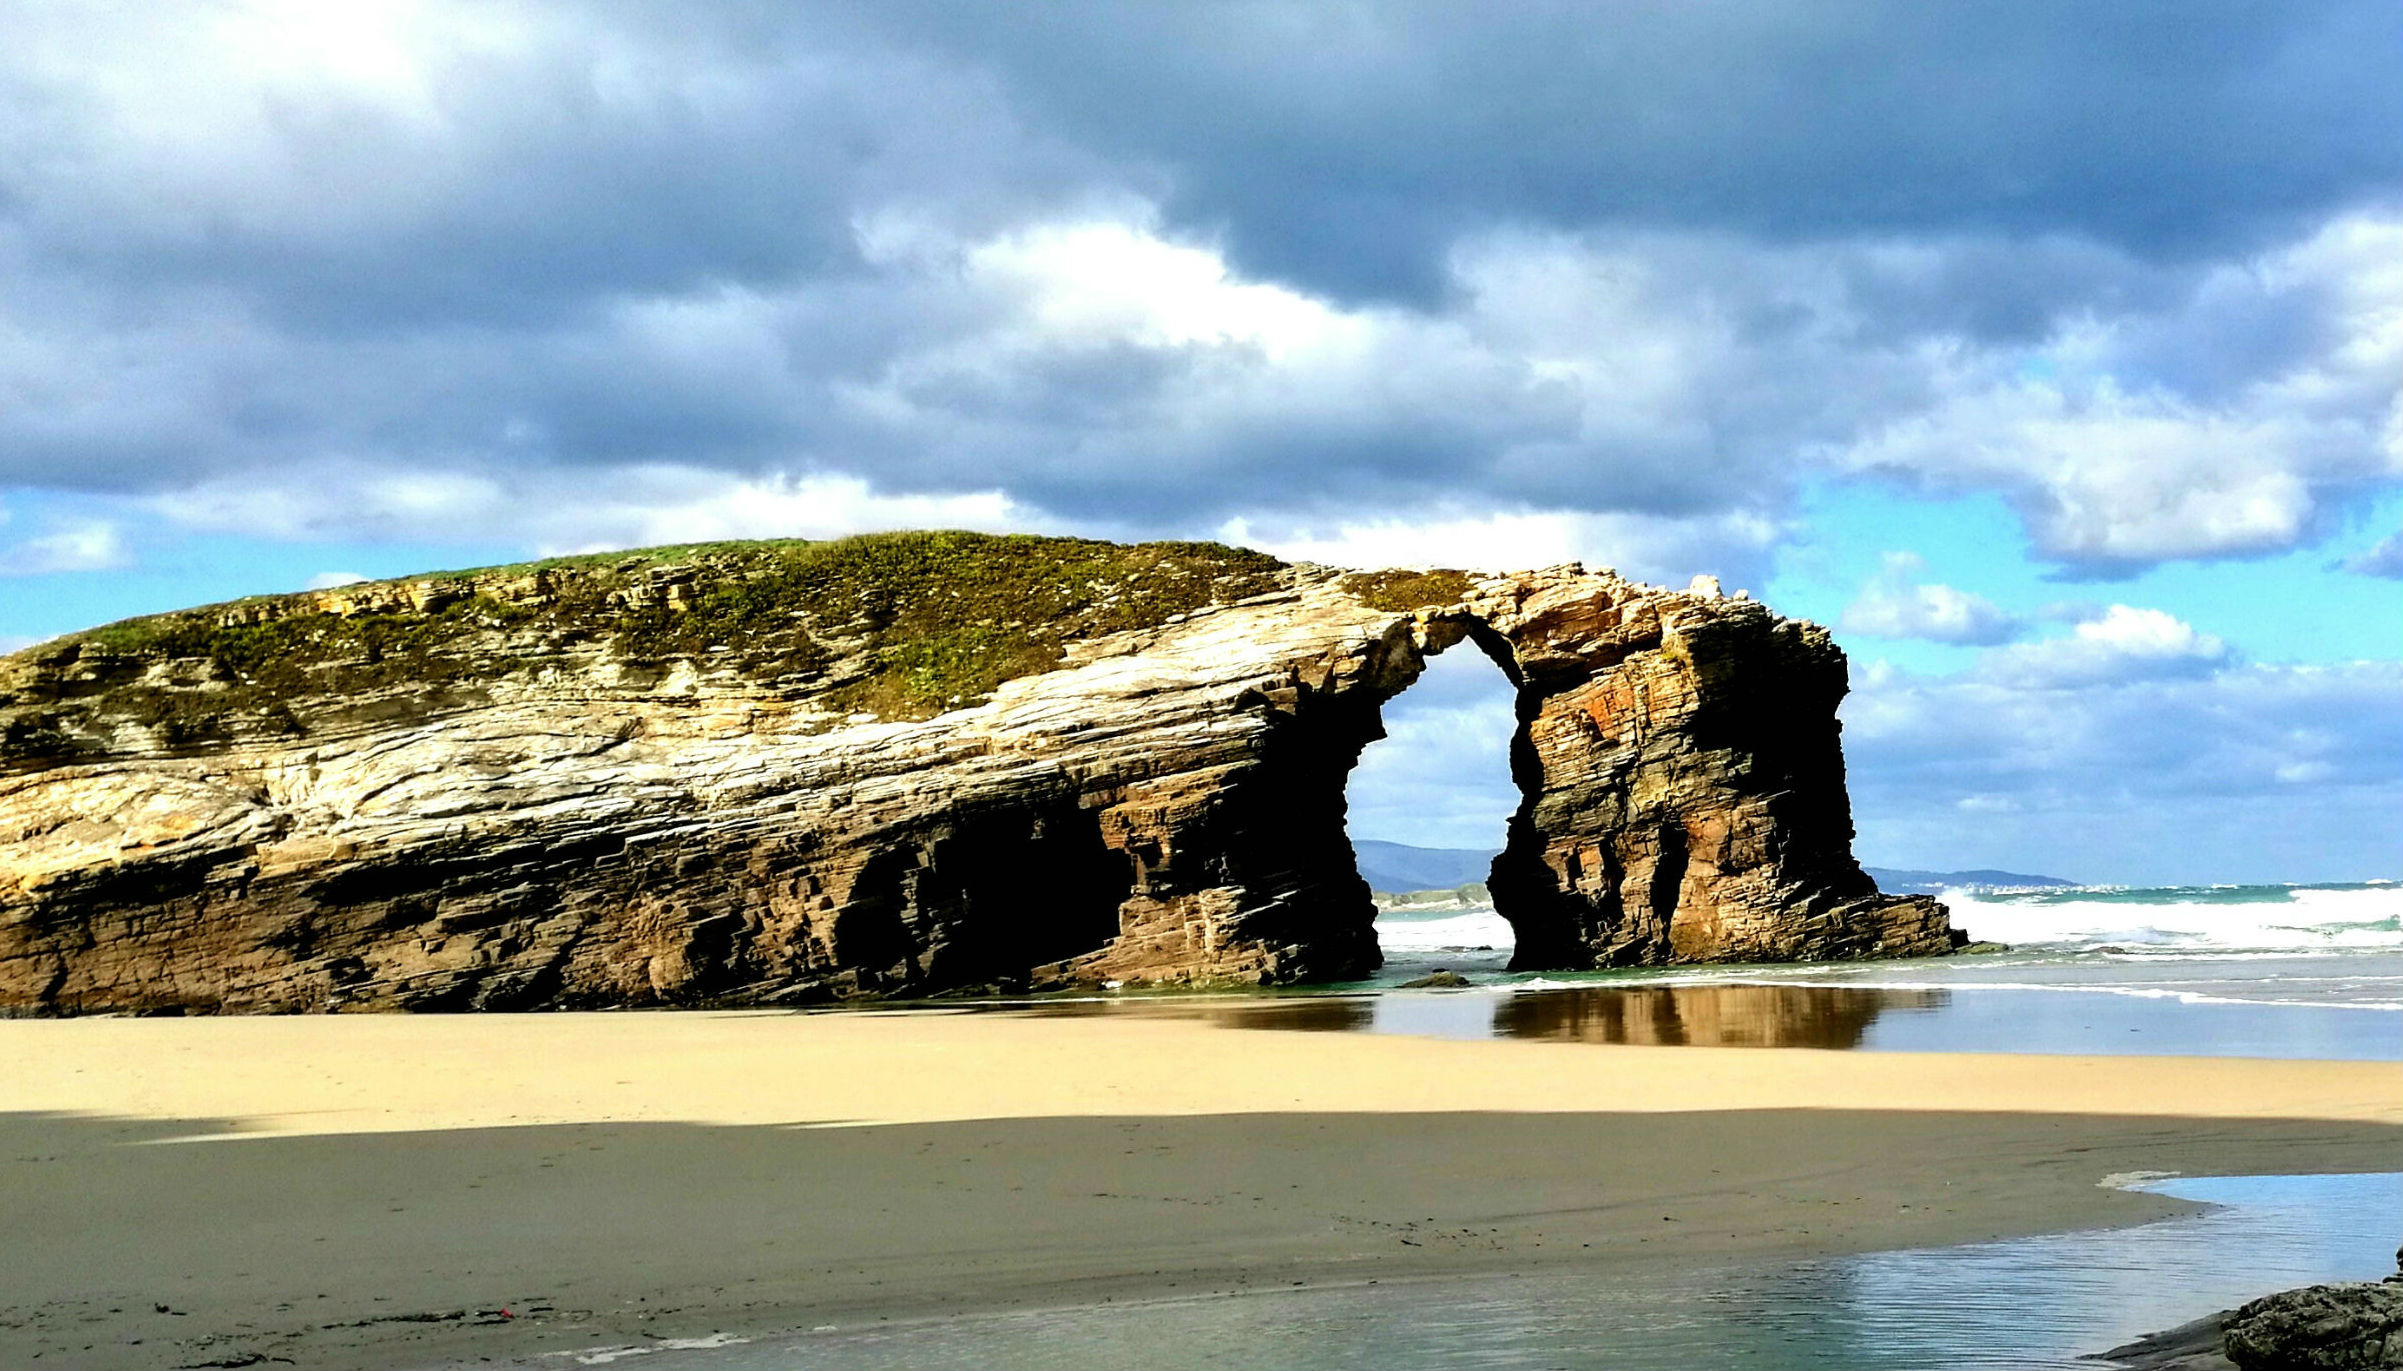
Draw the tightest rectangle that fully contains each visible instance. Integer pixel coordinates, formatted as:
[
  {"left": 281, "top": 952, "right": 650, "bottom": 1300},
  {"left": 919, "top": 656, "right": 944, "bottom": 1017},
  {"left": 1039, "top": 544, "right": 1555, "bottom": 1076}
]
[
  {"left": 0, "top": 534, "right": 1948, "bottom": 1013},
  {"left": 2224, "top": 1259, "right": 2403, "bottom": 1370}
]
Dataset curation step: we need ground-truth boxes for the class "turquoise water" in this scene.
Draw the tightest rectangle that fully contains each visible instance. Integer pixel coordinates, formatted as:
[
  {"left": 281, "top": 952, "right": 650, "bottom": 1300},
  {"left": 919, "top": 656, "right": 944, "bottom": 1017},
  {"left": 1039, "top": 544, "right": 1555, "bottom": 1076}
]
[{"left": 571, "top": 1172, "right": 2403, "bottom": 1370}]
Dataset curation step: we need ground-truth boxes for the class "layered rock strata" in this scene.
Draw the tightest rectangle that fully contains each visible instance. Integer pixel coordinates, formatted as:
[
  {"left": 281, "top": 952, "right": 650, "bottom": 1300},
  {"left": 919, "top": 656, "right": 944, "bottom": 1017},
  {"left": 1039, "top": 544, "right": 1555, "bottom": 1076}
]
[{"left": 0, "top": 535, "right": 1948, "bottom": 1012}]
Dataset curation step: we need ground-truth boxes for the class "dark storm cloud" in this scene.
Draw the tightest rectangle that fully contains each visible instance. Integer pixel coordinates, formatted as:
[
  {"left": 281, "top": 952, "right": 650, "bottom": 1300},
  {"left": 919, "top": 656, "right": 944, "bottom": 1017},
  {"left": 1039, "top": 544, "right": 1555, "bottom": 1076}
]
[
  {"left": 854, "top": 0, "right": 2403, "bottom": 303},
  {"left": 0, "top": 8, "right": 1099, "bottom": 332},
  {"left": 14, "top": 2, "right": 2396, "bottom": 337}
]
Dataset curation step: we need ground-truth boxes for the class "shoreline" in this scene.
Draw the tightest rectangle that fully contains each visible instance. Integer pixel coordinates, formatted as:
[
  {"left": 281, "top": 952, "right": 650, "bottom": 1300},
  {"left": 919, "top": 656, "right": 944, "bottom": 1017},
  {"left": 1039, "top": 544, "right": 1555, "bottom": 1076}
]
[{"left": 6, "top": 1012, "right": 2402, "bottom": 1368}]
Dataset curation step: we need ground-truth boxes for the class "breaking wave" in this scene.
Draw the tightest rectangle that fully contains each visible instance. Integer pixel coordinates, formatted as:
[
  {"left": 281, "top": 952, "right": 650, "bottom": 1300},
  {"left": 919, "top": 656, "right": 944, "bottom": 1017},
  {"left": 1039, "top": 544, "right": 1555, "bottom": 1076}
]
[
  {"left": 1372, "top": 907, "right": 1514, "bottom": 957},
  {"left": 1944, "top": 882, "right": 2403, "bottom": 954}
]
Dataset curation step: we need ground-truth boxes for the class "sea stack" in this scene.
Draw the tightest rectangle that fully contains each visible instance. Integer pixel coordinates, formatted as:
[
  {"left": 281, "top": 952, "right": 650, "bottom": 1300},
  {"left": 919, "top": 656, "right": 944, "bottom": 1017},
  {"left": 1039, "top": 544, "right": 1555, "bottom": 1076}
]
[{"left": 0, "top": 533, "right": 1947, "bottom": 1013}]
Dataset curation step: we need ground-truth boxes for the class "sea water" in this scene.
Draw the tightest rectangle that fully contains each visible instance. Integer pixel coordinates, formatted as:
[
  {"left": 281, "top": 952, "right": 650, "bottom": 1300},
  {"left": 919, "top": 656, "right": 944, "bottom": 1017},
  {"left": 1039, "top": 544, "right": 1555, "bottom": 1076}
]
[
  {"left": 582, "top": 1172, "right": 2403, "bottom": 1371},
  {"left": 1376, "top": 880, "right": 2403, "bottom": 980},
  {"left": 1343, "top": 882, "right": 2403, "bottom": 1059}
]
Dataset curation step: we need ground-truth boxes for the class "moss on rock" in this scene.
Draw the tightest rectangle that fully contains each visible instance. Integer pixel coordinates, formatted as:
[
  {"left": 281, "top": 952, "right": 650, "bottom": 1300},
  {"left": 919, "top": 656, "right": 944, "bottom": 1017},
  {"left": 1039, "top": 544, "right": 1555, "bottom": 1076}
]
[
  {"left": 0, "top": 532, "right": 1292, "bottom": 766},
  {"left": 1337, "top": 568, "right": 1476, "bottom": 612}
]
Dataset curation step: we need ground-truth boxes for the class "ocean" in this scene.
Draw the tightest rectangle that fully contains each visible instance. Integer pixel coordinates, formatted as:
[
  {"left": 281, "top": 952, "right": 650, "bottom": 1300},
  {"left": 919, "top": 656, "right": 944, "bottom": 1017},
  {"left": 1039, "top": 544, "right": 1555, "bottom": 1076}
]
[
  {"left": 1380, "top": 880, "right": 2403, "bottom": 980},
  {"left": 1354, "top": 881, "right": 2403, "bottom": 1060}
]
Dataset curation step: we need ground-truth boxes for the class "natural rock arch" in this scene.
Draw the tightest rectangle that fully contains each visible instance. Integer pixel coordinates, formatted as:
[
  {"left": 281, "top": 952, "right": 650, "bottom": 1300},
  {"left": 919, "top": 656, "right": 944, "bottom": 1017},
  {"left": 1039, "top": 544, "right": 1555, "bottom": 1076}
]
[
  {"left": 1065, "top": 566, "right": 1948, "bottom": 989},
  {"left": 0, "top": 549, "right": 1946, "bottom": 1013}
]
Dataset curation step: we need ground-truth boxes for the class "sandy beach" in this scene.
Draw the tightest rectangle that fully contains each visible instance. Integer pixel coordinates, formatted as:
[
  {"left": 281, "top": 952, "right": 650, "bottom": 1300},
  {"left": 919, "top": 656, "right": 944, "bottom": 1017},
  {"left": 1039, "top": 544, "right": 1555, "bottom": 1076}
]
[{"left": 6, "top": 1009, "right": 2403, "bottom": 1369}]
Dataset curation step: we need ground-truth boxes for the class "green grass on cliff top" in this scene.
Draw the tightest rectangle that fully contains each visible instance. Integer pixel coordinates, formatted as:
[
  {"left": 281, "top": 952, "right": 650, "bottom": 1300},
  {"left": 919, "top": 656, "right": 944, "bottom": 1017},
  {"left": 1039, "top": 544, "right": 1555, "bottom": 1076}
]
[{"left": 2, "top": 532, "right": 1292, "bottom": 759}]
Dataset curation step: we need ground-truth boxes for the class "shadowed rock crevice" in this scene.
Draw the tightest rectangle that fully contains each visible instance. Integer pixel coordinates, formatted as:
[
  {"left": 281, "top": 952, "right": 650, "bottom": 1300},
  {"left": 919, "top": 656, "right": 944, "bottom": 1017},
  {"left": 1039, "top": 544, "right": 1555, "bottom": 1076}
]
[{"left": 0, "top": 538, "right": 1946, "bottom": 1013}]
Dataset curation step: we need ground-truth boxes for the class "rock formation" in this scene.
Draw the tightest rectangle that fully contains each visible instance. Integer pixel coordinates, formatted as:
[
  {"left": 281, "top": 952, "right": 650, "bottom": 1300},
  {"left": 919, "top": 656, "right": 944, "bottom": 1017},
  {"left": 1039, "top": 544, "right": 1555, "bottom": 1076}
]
[
  {"left": 2100, "top": 1250, "right": 2403, "bottom": 1370},
  {"left": 0, "top": 532, "right": 1948, "bottom": 1013},
  {"left": 2223, "top": 1255, "right": 2403, "bottom": 1370}
]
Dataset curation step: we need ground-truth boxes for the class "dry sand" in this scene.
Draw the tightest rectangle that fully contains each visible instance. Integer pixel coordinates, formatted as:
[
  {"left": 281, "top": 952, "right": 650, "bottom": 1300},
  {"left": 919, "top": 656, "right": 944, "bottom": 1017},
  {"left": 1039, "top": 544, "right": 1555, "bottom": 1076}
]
[{"left": 6, "top": 1009, "right": 2402, "bottom": 1368}]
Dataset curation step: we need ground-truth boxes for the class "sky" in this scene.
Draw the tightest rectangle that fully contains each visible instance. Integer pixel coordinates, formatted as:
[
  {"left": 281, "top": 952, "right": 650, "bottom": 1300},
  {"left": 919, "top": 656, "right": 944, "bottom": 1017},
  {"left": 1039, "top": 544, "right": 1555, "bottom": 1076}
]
[{"left": 5, "top": 2, "right": 2402, "bottom": 883}]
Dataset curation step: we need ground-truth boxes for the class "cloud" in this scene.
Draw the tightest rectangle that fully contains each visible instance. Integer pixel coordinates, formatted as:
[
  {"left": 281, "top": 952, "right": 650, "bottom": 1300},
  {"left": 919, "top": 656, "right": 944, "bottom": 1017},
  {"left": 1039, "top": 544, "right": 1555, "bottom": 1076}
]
[
  {"left": 24, "top": 3, "right": 2402, "bottom": 318},
  {"left": 305, "top": 571, "right": 369, "bottom": 590},
  {"left": 0, "top": 3, "right": 2401, "bottom": 583},
  {"left": 1831, "top": 213, "right": 2403, "bottom": 570},
  {"left": 1220, "top": 508, "right": 1782, "bottom": 589},
  {"left": 1975, "top": 605, "right": 2228, "bottom": 688},
  {"left": 2344, "top": 530, "right": 2403, "bottom": 577},
  {"left": 7, "top": 199, "right": 2394, "bottom": 576},
  {"left": 0, "top": 519, "right": 130, "bottom": 576},
  {"left": 0, "top": 635, "right": 35, "bottom": 655},
  {"left": 1845, "top": 654, "right": 2403, "bottom": 883},
  {"left": 1840, "top": 552, "right": 2022, "bottom": 645},
  {"left": 151, "top": 468, "right": 1044, "bottom": 555},
  {"left": 861, "top": 2, "right": 2403, "bottom": 298}
]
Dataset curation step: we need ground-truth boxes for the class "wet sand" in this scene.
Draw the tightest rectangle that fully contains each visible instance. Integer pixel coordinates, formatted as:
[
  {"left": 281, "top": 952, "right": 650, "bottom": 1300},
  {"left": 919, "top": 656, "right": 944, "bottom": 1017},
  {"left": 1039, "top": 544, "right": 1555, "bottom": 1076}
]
[{"left": 6, "top": 1010, "right": 2402, "bottom": 1369}]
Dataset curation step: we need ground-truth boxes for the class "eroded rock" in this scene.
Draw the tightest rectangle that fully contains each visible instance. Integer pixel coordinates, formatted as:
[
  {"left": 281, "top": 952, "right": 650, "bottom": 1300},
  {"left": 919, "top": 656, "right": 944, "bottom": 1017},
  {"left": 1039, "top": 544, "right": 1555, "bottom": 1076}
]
[
  {"left": 0, "top": 535, "right": 1948, "bottom": 1013},
  {"left": 2224, "top": 1258, "right": 2403, "bottom": 1370}
]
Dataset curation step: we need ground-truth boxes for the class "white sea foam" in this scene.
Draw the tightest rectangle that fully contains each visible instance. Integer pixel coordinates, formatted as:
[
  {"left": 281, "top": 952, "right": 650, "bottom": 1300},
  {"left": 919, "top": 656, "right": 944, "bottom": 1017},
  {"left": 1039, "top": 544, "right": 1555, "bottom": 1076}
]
[
  {"left": 1373, "top": 885, "right": 2403, "bottom": 960},
  {"left": 1694, "top": 973, "right": 2403, "bottom": 1012},
  {"left": 1365, "top": 886, "right": 2403, "bottom": 1014},
  {"left": 1372, "top": 907, "right": 1514, "bottom": 955},
  {"left": 1945, "top": 883, "right": 2403, "bottom": 954}
]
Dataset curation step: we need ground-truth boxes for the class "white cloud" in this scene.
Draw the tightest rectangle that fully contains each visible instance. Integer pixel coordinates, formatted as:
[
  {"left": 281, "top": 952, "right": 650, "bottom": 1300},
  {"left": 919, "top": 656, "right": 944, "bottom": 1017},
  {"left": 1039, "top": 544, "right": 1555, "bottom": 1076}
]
[
  {"left": 0, "top": 518, "right": 130, "bottom": 576},
  {"left": 148, "top": 468, "right": 508, "bottom": 542},
  {"left": 1846, "top": 654, "right": 2403, "bottom": 883},
  {"left": 1835, "top": 213, "right": 2403, "bottom": 567},
  {"left": 1218, "top": 508, "right": 1782, "bottom": 589},
  {"left": 953, "top": 217, "right": 1372, "bottom": 363},
  {"left": 1839, "top": 552, "right": 2022, "bottom": 644},
  {"left": 2, "top": 192, "right": 2397, "bottom": 579},
  {"left": 0, "top": 634, "right": 36, "bottom": 655},
  {"left": 151, "top": 466, "right": 1045, "bottom": 554},
  {"left": 306, "top": 571, "right": 369, "bottom": 589},
  {"left": 523, "top": 469, "right": 1045, "bottom": 553},
  {"left": 1976, "top": 604, "right": 2227, "bottom": 688},
  {"left": 1840, "top": 378, "right": 2342, "bottom": 563}
]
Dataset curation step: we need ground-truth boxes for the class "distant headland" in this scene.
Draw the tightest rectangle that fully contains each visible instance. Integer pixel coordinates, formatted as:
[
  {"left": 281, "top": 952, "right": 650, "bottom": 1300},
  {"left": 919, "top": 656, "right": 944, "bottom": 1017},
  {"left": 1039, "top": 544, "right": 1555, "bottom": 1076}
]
[{"left": 1863, "top": 867, "right": 2077, "bottom": 894}]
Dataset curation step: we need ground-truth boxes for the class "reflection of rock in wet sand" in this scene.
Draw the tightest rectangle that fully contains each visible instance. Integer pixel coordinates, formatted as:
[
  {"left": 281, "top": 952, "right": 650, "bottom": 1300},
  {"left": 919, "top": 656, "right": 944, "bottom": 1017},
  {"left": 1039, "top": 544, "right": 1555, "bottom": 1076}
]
[
  {"left": 1029, "top": 995, "right": 1379, "bottom": 1034},
  {"left": 1191, "top": 998, "right": 1380, "bottom": 1033},
  {"left": 1493, "top": 984, "right": 1951, "bottom": 1050}
]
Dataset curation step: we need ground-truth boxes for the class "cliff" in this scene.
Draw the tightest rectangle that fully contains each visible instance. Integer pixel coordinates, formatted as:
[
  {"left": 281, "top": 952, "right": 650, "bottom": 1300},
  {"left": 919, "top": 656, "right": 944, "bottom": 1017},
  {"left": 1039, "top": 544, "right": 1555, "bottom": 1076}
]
[{"left": 0, "top": 532, "right": 1948, "bottom": 1013}]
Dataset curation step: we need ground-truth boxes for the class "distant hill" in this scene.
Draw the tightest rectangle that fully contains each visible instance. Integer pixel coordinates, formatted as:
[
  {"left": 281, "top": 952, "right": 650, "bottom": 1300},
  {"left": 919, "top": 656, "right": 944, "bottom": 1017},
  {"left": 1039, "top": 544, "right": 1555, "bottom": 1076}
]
[
  {"left": 1353, "top": 839, "right": 1500, "bottom": 894},
  {"left": 1866, "top": 867, "right": 2076, "bottom": 893}
]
